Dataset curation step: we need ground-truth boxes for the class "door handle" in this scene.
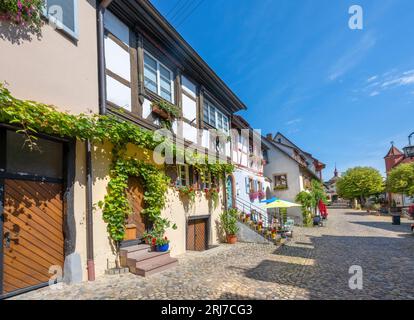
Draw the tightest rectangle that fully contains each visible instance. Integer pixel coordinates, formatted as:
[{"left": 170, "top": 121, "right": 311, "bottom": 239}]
[{"left": 4, "top": 232, "right": 11, "bottom": 248}]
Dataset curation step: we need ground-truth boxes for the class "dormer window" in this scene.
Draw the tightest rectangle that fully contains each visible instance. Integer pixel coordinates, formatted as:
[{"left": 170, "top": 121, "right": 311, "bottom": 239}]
[{"left": 144, "top": 51, "right": 174, "bottom": 103}]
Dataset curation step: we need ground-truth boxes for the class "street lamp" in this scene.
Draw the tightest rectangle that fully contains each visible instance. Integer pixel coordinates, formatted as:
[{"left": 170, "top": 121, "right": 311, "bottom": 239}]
[{"left": 403, "top": 131, "right": 414, "bottom": 158}]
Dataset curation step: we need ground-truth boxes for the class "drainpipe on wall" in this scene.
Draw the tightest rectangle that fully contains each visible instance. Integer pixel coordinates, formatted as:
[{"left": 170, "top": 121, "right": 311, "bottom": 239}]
[
  {"left": 86, "top": 139, "right": 95, "bottom": 281},
  {"left": 97, "top": 0, "right": 113, "bottom": 115}
]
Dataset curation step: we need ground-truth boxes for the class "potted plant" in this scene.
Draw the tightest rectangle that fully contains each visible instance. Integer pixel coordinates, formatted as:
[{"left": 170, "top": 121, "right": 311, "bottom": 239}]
[
  {"left": 155, "top": 236, "right": 170, "bottom": 252},
  {"left": 178, "top": 185, "right": 196, "bottom": 205},
  {"left": 220, "top": 209, "right": 239, "bottom": 244},
  {"left": 245, "top": 213, "right": 251, "bottom": 222},
  {"left": 240, "top": 211, "right": 246, "bottom": 221},
  {"left": 257, "top": 220, "right": 263, "bottom": 232},
  {"left": 151, "top": 100, "right": 180, "bottom": 120},
  {"left": 142, "top": 231, "right": 154, "bottom": 244},
  {"left": 271, "top": 228, "right": 277, "bottom": 239}
]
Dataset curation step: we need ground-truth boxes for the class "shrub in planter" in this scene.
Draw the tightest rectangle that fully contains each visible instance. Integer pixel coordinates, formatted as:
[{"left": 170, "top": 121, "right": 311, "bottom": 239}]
[{"left": 220, "top": 209, "right": 239, "bottom": 244}]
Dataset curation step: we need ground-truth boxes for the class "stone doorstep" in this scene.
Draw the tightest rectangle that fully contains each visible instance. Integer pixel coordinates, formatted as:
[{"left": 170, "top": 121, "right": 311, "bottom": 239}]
[
  {"left": 105, "top": 267, "right": 130, "bottom": 275},
  {"left": 133, "top": 256, "right": 179, "bottom": 277}
]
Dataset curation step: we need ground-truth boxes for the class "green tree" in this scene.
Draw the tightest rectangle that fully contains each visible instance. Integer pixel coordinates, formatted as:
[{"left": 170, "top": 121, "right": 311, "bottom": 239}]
[
  {"left": 295, "top": 191, "right": 313, "bottom": 226},
  {"left": 386, "top": 163, "right": 414, "bottom": 196},
  {"left": 336, "top": 167, "right": 384, "bottom": 205},
  {"left": 295, "top": 179, "right": 328, "bottom": 226}
]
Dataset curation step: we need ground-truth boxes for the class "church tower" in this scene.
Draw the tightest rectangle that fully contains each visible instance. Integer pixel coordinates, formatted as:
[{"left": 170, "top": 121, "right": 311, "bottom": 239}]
[{"left": 384, "top": 143, "right": 404, "bottom": 174}]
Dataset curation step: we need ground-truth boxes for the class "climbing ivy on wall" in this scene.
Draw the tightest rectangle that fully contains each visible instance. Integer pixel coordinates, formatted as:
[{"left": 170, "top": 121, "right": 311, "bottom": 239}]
[
  {"left": 0, "top": 83, "right": 234, "bottom": 241},
  {"left": 98, "top": 149, "right": 172, "bottom": 241}
]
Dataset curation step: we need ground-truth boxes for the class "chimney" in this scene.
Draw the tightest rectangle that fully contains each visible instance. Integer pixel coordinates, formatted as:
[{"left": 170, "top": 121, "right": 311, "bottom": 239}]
[{"left": 266, "top": 133, "right": 273, "bottom": 141}]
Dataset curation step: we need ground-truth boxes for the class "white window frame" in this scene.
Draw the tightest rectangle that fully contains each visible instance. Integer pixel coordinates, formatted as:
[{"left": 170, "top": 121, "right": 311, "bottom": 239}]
[
  {"left": 143, "top": 50, "right": 175, "bottom": 103},
  {"left": 43, "top": 0, "right": 79, "bottom": 40},
  {"left": 203, "top": 100, "right": 229, "bottom": 134}
]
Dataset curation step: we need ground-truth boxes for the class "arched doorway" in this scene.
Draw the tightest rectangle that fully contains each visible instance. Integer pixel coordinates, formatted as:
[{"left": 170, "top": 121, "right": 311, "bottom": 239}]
[{"left": 226, "top": 175, "right": 236, "bottom": 209}]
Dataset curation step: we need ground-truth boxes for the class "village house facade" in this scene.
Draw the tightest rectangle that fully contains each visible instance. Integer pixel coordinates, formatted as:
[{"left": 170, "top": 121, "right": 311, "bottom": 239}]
[
  {"left": 228, "top": 115, "right": 270, "bottom": 213},
  {"left": 262, "top": 132, "right": 325, "bottom": 225},
  {"left": 0, "top": 0, "right": 246, "bottom": 298}
]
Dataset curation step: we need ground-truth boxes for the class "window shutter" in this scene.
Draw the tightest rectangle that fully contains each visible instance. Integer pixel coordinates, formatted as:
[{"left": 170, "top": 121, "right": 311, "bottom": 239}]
[{"left": 245, "top": 177, "right": 249, "bottom": 194}]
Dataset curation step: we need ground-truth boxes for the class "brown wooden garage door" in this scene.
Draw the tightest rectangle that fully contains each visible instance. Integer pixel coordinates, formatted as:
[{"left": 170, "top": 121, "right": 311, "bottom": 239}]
[
  {"left": 186, "top": 218, "right": 208, "bottom": 251},
  {"left": 2, "top": 179, "right": 64, "bottom": 294}
]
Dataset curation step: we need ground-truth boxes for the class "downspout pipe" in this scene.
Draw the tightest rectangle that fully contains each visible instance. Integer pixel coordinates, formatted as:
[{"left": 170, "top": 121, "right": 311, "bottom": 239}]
[
  {"left": 97, "top": 0, "right": 113, "bottom": 115},
  {"left": 86, "top": 139, "right": 95, "bottom": 281},
  {"left": 87, "top": 0, "right": 113, "bottom": 282}
]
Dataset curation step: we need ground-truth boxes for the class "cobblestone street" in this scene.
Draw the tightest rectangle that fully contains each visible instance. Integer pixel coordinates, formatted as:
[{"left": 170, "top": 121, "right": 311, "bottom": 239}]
[{"left": 12, "top": 209, "right": 414, "bottom": 300}]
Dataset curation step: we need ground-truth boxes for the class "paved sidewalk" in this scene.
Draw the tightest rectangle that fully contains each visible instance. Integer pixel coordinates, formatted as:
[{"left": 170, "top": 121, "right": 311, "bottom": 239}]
[{"left": 11, "top": 209, "right": 414, "bottom": 300}]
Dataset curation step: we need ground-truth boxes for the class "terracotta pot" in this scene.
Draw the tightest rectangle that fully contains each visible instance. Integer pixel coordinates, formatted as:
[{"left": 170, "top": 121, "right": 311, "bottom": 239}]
[
  {"left": 226, "top": 234, "right": 237, "bottom": 244},
  {"left": 152, "top": 105, "right": 171, "bottom": 120}
]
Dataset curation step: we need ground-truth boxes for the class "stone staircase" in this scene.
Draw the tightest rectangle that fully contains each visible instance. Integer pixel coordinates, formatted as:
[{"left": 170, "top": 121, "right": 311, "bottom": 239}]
[
  {"left": 235, "top": 197, "right": 289, "bottom": 246},
  {"left": 120, "top": 244, "right": 178, "bottom": 277}
]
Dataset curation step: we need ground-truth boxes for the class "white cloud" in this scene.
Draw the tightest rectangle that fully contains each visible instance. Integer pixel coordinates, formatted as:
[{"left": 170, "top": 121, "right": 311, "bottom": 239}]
[
  {"left": 285, "top": 118, "right": 302, "bottom": 126},
  {"left": 328, "top": 32, "right": 376, "bottom": 81},
  {"left": 360, "top": 69, "right": 414, "bottom": 97},
  {"left": 367, "top": 75, "right": 378, "bottom": 82}
]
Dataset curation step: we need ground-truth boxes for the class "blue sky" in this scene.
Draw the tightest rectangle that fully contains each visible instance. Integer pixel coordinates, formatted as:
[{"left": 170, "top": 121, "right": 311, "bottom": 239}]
[{"left": 151, "top": 0, "right": 414, "bottom": 179}]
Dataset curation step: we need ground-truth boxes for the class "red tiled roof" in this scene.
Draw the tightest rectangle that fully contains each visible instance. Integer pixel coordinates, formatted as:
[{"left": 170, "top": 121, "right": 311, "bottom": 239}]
[{"left": 384, "top": 146, "right": 403, "bottom": 158}]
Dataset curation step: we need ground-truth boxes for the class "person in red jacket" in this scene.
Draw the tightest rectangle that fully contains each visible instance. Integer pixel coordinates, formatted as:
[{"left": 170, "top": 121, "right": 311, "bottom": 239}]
[{"left": 319, "top": 199, "right": 328, "bottom": 219}]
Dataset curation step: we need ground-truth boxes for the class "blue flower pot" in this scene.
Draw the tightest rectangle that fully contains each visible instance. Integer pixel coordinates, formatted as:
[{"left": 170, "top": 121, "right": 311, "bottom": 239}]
[{"left": 156, "top": 243, "right": 169, "bottom": 252}]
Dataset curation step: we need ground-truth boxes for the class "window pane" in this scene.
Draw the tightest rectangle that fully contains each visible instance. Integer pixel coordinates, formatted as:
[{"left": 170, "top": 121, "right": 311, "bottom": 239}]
[
  {"left": 144, "top": 53, "right": 157, "bottom": 71},
  {"left": 144, "top": 65, "right": 157, "bottom": 93},
  {"left": 209, "top": 105, "right": 216, "bottom": 127},
  {"left": 6, "top": 130, "right": 63, "bottom": 179},
  {"left": 203, "top": 104, "right": 209, "bottom": 123},
  {"left": 47, "top": 0, "right": 76, "bottom": 33},
  {"left": 217, "top": 112, "right": 223, "bottom": 130},
  {"left": 160, "top": 77, "right": 171, "bottom": 93},
  {"left": 223, "top": 116, "right": 229, "bottom": 133},
  {"left": 160, "top": 89, "right": 172, "bottom": 102},
  {"left": 160, "top": 65, "right": 171, "bottom": 80}
]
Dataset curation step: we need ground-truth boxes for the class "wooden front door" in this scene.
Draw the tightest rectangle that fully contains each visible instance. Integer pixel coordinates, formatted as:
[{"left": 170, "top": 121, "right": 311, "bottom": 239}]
[
  {"left": 186, "top": 218, "right": 208, "bottom": 251},
  {"left": 2, "top": 180, "right": 64, "bottom": 294},
  {"left": 126, "top": 177, "right": 147, "bottom": 240}
]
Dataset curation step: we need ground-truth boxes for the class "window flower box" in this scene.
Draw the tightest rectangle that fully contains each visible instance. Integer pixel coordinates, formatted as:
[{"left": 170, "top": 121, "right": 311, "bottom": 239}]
[
  {"left": 274, "top": 185, "right": 288, "bottom": 191},
  {"left": 0, "top": 0, "right": 44, "bottom": 31},
  {"left": 249, "top": 192, "right": 259, "bottom": 201},
  {"left": 151, "top": 100, "right": 180, "bottom": 121},
  {"left": 258, "top": 190, "right": 265, "bottom": 200}
]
